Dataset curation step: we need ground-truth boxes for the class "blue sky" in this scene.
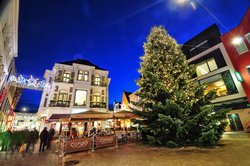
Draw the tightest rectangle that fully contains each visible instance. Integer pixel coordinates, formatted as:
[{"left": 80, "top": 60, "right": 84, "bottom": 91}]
[{"left": 16, "top": 0, "right": 250, "bottom": 112}]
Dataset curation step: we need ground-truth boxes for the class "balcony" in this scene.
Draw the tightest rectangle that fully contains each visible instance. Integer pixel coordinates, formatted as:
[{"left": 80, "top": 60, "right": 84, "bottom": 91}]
[
  {"left": 49, "top": 100, "right": 70, "bottom": 107},
  {"left": 90, "top": 102, "right": 106, "bottom": 108},
  {"left": 91, "top": 81, "right": 107, "bottom": 87},
  {"left": 54, "top": 76, "right": 74, "bottom": 83}
]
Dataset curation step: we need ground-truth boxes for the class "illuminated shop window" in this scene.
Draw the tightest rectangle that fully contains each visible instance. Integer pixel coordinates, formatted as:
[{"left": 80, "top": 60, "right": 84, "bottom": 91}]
[
  {"left": 74, "top": 90, "right": 87, "bottom": 106},
  {"left": 200, "top": 71, "right": 238, "bottom": 97},
  {"left": 196, "top": 58, "right": 218, "bottom": 76}
]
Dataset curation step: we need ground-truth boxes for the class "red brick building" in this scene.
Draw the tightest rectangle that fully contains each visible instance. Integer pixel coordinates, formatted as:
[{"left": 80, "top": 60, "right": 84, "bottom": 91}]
[{"left": 221, "top": 8, "right": 250, "bottom": 103}]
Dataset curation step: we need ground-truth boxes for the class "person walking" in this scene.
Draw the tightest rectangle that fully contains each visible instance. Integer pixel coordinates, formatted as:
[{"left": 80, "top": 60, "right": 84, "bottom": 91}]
[
  {"left": 47, "top": 128, "right": 55, "bottom": 149},
  {"left": 39, "top": 127, "right": 49, "bottom": 152},
  {"left": 25, "top": 130, "right": 36, "bottom": 155}
]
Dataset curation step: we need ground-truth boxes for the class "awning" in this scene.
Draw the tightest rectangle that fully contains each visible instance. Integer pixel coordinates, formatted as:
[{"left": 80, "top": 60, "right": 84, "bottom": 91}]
[
  {"left": 70, "top": 110, "right": 113, "bottom": 121},
  {"left": 48, "top": 114, "right": 70, "bottom": 122},
  {"left": 114, "top": 110, "right": 138, "bottom": 119}
]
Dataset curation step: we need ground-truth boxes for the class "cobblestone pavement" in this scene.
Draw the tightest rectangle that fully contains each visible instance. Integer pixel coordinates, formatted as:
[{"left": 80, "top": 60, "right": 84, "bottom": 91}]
[
  {"left": 64, "top": 132, "right": 250, "bottom": 166},
  {"left": 0, "top": 143, "right": 62, "bottom": 166},
  {"left": 1, "top": 132, "right": 250, "bottom": 166}
]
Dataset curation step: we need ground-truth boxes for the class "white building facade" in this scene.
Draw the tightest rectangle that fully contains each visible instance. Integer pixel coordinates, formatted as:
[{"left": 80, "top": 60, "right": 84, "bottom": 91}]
[
  {"left": 37, "top": 59, "right": 111, "bottom": 133},
  {"left": 0, "top": 0, "right": 19, "bottom": 131}
]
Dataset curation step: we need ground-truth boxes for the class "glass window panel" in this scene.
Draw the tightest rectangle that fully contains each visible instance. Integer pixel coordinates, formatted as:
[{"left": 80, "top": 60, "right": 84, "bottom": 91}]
[
  {"left": 204, "top": 79, "right": 228, "bottom": 97},
  {"left": 234, "top": 39, "right": 248, "bottom": 54},
  {"left": 196, "top": 62, "right": 209, "bottom": 76},
  {"left": 207, "top": 58, "right": 218, "bottom": 71},
  {"left": 74, "top": 90, "right": 87, "bottom": 106},
  {"left": 245, "top": 33, "right": 250, "bottom": 44},
  {"left": 93, "top": 93, "right": 100, "bottom": 102},
  {"left": 247, "top": 66, "right": 250, "bottom": 76},
  {"left": 84, "top": 71, "right": 89, "bottom": 81},
  {"left": 77, "top": 70, "right": 83, "bottom": 80}
]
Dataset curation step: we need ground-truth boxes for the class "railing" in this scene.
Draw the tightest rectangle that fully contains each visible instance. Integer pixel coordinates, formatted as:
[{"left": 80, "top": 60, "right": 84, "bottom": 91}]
[
  {"left": 90, "top": 102, "right": 106, "bottom": 108},
  {"left": 49, "top": 100, "right": 70, "bottom": 107},
  {"left": 54, "top": 76, "right": 74, "bottom": 83},
  {"left": 91, "top": 81, "right": 107, "bottom": 87}
]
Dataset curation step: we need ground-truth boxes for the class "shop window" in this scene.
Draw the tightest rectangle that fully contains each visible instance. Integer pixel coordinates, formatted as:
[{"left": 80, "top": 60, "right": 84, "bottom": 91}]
[
  {"left": 245, "top": 33, "right": 250, "bottom": 44},
  {"left": 234, "top": 38, "right": 248, "bottom": 54},
  {"left": 77, "top": 70, "right": 83, "bottom": 80},
  {"left": 196, "top": 58, "right": 218, "bottom": 76},
  {"left": 200, "top": 71, "right": 238, "bottom": 97},
  {"left": 63, "top": 71, "right": 71, "bottom": 83},
  {"left": 58, "top": 90, "right": 68, "bottom": 101},
  {"left": 247, "top": 66, "right": 250, "bottom": 76},
  {"left": 74, "top": 90, "right": 87, "bottom": 106},
  {"left": 83, "top": 71, "right": 89, "bottom": 81}
]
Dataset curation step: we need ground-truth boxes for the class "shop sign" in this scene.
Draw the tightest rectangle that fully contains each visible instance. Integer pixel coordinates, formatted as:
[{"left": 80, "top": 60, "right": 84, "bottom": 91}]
[
  {"left": 65, "top": 137, "right": 91, "bottom": 153},
  {"left": 96, "top": 135, "right": 116, "bottom": 149}
]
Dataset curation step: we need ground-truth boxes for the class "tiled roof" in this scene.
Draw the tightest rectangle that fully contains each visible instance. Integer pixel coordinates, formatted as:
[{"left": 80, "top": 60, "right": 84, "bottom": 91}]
[{"left": 58, "top": 58, "right": 105, "bottom": 71}]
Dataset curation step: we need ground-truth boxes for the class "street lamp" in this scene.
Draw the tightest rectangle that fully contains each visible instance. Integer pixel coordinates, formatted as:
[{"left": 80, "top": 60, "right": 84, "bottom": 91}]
[
  {"left": 22, "top": 107, "right": 27, "bottom": 112},
  {"left": 232, "top": 37, "right": 243, "bottom": 45}
]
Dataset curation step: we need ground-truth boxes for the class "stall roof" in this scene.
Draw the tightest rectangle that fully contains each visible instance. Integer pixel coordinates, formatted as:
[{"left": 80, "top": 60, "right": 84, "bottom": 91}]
[
  {"left": 70, "top": 110, "right": 113, "bottom": 121},
  {"left": 48, "top": 114, "right": 70, "bottom": 122}
]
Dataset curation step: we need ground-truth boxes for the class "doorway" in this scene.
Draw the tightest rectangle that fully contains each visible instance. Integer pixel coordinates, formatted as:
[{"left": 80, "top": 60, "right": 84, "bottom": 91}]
[{"left": 228, "top": 114, "right": 244, "bottom": 131}]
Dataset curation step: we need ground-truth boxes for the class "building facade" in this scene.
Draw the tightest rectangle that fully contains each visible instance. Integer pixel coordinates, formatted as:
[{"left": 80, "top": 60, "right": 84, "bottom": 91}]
[
  {"left": 0, "top": 0, "right": 19, "bottom": 131},
  {"left": 221, "top": 8, "right": 250, "bottom": 103},
  {"left": 37, "top": 59, "right": 111, "bottom": 134},
  {"left": 182, "top": 24, "right": 249, "bottom": 132}
]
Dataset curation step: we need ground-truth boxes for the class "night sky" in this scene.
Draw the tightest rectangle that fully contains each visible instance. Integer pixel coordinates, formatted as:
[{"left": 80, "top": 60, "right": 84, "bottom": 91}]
[{"left": 16, "top": 0, "right": 250, "bottom": 112}]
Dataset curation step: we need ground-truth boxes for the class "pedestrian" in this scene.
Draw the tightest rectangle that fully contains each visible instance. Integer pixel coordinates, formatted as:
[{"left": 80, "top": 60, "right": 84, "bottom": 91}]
[
  {"left": 25, "top": 130, "right": 36, "bottom": 155},
  {"left": 39, "top": 127, "right": 49, "bottom": 152},
  {"left": 47, "top": 128, "right": 55, "bottom": 149}
]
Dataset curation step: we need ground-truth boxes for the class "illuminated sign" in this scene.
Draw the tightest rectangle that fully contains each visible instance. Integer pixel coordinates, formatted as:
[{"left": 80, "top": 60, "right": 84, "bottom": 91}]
[{"left": 234, "top": 71, "right": 243, "bottom": 82}]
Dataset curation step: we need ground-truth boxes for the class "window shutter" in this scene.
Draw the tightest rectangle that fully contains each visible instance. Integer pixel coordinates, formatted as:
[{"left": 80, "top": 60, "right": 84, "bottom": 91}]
[
  {"left": 69, "top": 94, "right": 72, "bottom": 101},
  {"left": 69, "top": 87, "right": 73, "bottom": 93},
  {"left": 102, "top": 76, "right": 105, "bottom": 82},
  {"left": 55, "top": 86, "right": 59, "bottom": 92},
  {"left": 58, "top": 70, "right": 62, "bottom": 77},
  {"left": 71, "top": 72, "right": 75, "bottom": 79},
  {"left": 44, "top": 98, "right": 48, "bottom": 107}
]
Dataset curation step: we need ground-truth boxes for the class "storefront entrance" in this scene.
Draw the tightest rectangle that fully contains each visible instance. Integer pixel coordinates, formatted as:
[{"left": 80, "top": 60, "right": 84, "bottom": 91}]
[{"left": 228, "top": 114, "right": 244, "bottom": 131}]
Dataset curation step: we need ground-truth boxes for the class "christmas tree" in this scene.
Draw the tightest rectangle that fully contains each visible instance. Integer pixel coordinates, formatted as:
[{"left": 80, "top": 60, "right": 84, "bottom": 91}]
[{"left": 134, "top": 26, "right": 228, "bottom": 147}]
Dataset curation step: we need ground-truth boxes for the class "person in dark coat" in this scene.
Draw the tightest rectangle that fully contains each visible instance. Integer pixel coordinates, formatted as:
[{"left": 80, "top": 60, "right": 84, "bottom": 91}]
[
  {"left": 25, "top": 130, "right": 36, "bottom": 154},
  {"left": 47, "top": 128, "right": 55, "bottom": 149},
  {"left": 39, "top": 127, "right": 49, "bottom": 152}
]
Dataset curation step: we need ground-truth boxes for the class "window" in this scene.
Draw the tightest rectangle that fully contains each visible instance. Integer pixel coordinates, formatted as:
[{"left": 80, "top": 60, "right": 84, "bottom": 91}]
[
  {"left": 74, "top": 90, "right": 87, "bottom": 106},
  {"left": 63, "top": 71, "right": 71, "bottom": 83},
  {"left": 200, "top": 71, "right": 238, "bottom": 97},
  {"left": 234, "top": 38, "right": 248, "bottom": 54},
  {"left": 245, "top": 33, "right": 250, "bottom": 44},
  {"left": 196, "top": 58, "right": 218, "bottom": 76},
  {"left": 83, "top": 71, "right": 89, "bottom": 81},
  {"left": 94, "top": 75, "right": 101, "bottom": 85},
  {"left": 247, "top": 66, "right": 250, "bottom": 76},
  {"left": 102, "top": 90, "right": 105, "bottom": 95},
  {"left": 58, "top": 90, "right": 68, "bottom": 101},
  {"left": 77, "top": 70, "right": 83, "bottom": 80},
  {"left": 93, "top": 93, "right": 100, "bottom": 102}
]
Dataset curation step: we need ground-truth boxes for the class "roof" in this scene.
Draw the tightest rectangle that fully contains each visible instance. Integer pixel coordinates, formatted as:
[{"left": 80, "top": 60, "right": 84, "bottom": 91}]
[
  {"left": 58, "top": 58, "right": 105, "bottom": 71},
  {"left": 124, "top": 91, "right": 132, "bottom": 102},
  {"left": 48, "top": 114, "right": 70, "bottom": 122}
]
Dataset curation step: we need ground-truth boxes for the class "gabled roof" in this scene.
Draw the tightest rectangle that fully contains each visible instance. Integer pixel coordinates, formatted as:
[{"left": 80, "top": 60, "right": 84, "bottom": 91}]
[
  {"left": 123, "top": 91, "right": 132, "bottom": 103},
  {"left": 58, "top": 58, "right": 105, "bottom": 71}
]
